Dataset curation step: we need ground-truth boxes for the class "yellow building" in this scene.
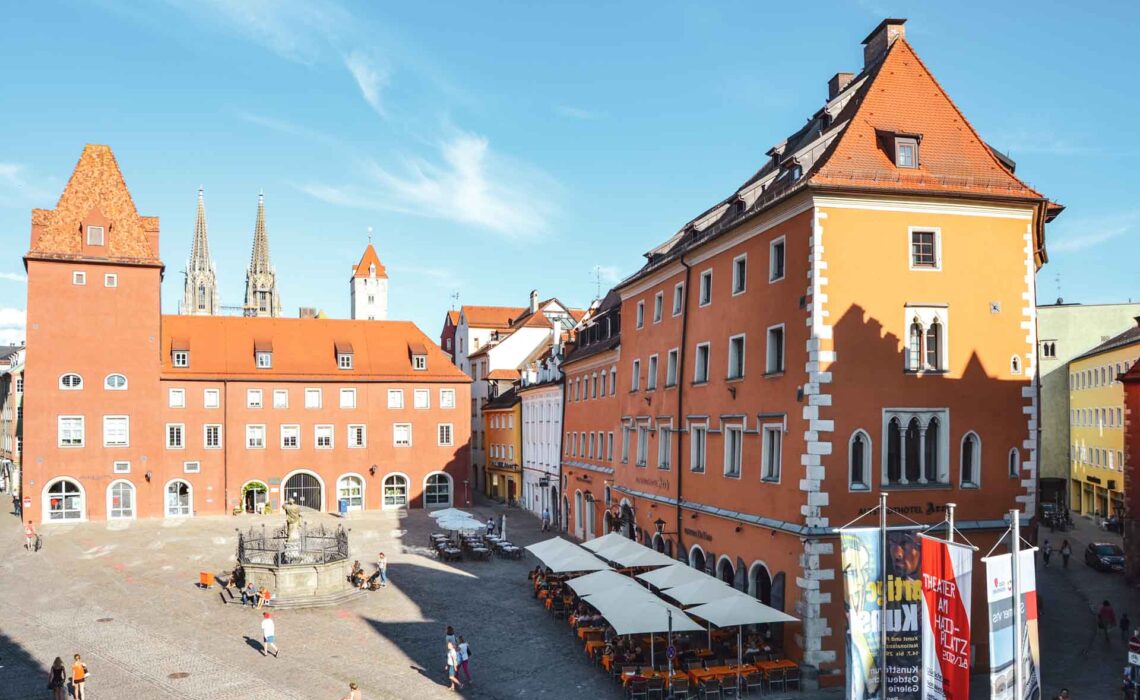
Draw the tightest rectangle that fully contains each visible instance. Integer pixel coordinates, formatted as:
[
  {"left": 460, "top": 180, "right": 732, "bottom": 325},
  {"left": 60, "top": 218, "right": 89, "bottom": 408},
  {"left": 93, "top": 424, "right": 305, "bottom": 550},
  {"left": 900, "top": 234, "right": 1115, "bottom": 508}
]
[
  {"left": 1069, "top": 328, "right": 1140, "bottom": 516},
  {"left": 483, "top": 386, "right": 522, "bottom": 503}
]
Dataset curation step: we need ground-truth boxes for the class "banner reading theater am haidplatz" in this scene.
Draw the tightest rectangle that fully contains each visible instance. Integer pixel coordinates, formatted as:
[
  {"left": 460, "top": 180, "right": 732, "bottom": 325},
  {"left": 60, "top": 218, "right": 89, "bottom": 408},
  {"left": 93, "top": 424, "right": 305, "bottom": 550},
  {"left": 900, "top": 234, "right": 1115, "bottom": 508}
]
[{"left": 919, "top": 535, "right": 972, "bottom": 700}]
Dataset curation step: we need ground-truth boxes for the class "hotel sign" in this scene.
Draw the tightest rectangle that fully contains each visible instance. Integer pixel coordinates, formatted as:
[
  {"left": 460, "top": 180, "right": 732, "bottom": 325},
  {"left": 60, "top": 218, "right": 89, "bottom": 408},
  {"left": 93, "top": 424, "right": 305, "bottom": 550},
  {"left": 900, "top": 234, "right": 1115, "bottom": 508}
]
[
  {"left": 683, "top": 526, "right": 712, "bottom": 542},
  {"left": 635, "top": 475, "right": 670, "bottom": 490}
]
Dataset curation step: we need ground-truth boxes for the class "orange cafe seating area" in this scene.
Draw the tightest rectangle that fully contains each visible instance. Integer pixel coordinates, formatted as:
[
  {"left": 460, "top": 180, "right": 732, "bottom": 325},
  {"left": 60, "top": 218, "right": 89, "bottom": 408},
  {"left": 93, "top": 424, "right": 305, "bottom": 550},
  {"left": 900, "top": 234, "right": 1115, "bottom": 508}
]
[{"left": 525, "top": 533, "right": 801, "bottom": 697}]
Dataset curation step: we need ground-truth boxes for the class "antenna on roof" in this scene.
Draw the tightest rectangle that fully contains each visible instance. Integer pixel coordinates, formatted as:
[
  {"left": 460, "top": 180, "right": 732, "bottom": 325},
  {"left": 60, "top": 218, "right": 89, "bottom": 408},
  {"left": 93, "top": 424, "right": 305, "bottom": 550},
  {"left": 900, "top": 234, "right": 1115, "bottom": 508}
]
[
  {"left": 592, "top": 265, "right": 602, "bottom": 300},
  {"left": 450, "top": 291, "right": 459, "bottom": 310},
  {"left": 1055, "top": 272, "right": 1062, "bottom": 302}
]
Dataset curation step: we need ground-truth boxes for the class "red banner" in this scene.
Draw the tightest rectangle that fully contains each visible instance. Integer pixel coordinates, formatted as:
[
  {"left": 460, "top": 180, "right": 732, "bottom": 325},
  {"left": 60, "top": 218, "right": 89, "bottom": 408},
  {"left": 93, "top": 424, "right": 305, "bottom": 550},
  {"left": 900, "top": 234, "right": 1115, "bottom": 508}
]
[{"left": 920, "top": 535, "right": 972, "bottom": 700}]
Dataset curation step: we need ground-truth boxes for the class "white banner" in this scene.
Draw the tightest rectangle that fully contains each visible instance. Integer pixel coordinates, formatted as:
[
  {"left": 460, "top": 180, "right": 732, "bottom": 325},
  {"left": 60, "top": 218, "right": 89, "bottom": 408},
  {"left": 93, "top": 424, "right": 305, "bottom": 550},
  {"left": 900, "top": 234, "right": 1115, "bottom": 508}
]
[{"left": 984, "top": 550, "right": 1041, "bottom": 700}]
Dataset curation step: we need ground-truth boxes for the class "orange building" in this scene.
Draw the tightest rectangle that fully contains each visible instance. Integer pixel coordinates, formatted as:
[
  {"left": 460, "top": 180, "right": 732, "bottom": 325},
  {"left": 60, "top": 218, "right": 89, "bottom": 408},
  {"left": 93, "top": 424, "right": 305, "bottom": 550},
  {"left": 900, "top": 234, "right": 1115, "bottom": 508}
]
[
  {"left": 483, "top": 384, "right": 522, "bottom": 503},
  {"left": 607, "top": 19, "right": 1059, "bottom": 682},
  {"left": 561, "top": 291, "right": 621, "bottom": 541},
  {"left": 22, "top": 145, "right": 470, "bottom": 523}
]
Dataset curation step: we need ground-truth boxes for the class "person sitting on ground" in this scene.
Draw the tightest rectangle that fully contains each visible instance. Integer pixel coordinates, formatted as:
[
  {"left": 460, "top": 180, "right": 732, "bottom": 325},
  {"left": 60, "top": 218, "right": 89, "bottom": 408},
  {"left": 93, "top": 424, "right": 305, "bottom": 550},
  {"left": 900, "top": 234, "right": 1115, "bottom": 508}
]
[
  {"left": 256, "top": 586, "right": 271, "bottom": 609},
  {"left": 350, "top": 561, "right": 366, "bottom": 588},
  {"left": 242, "top": 582, "right": 258, "bottom": 607}
]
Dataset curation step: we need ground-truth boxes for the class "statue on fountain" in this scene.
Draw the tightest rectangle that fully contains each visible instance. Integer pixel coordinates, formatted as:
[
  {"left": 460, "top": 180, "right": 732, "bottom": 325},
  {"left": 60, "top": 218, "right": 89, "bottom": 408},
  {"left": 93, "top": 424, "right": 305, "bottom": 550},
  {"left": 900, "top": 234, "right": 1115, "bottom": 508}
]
[{"left": 284, "top": 499, "right": 303, "bottom": 541}]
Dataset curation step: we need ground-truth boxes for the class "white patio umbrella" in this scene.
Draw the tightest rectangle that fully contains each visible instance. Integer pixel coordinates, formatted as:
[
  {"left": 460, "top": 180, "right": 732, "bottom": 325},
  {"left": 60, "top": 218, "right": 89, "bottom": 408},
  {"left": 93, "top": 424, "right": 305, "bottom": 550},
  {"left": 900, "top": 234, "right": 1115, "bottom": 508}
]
[
  {"left": 660, "top": 577, "right": 737, "bottom": 606},
  {"left": 500, "top": 514, "right": 506, "bottom": 540},
  {"left": 565, "top": 570, "right": 640, "bottom": 597},
  {"left": 580, "top": 531, "right": 630, "bottom": 552},
  {"left": 436, "top": 515, "right": 484, "bottom": 532},
  {"left": 585, "top": 586, "right": 704, "bottom": 668},
  {"left": 525, "top": 537, "right": 610, "bottom": 573},
  {"left": 637, "top": 563, "right": 717, "bottom": 590},
  {"left": 592, "top": 539, "right": 677, "bottom": 568},
  {"left": 687, "top": 596, "right": 800, "bottom": 691},
  {"left": 429, "top": 507, "right": 473, "bottom": 520}
]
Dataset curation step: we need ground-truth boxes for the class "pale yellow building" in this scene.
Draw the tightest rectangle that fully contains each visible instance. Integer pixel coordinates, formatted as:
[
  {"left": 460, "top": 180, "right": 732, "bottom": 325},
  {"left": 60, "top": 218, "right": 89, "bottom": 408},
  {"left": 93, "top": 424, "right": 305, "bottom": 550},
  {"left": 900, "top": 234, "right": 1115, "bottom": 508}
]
[{"left": 1069, "top": 325, "right": 1140, "bottom": 516}]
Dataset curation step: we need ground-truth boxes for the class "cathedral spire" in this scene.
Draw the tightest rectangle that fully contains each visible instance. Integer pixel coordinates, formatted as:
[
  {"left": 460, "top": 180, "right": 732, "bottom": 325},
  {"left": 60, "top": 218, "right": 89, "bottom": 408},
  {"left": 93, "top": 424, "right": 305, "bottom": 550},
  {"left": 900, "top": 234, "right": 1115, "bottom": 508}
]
[
  {"left": 244, "top": 192, "right": 282, "bottom": 317},
  {"left": 180, "top": 187, "right": 219, "bottom": 315}
]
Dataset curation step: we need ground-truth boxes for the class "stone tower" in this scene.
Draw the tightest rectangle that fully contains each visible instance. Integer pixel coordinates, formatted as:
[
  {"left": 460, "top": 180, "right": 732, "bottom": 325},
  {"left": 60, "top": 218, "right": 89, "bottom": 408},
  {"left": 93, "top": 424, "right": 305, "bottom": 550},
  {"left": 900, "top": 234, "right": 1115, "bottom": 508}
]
[
  {"left": 243, "top": 193, "right": 282, "bottom": 317},
  {"left": 350, "top": 238, "right": 388, "bottom": 320},
  {"left": 179, "top": 187, "right": 219, "bottom": 315}
]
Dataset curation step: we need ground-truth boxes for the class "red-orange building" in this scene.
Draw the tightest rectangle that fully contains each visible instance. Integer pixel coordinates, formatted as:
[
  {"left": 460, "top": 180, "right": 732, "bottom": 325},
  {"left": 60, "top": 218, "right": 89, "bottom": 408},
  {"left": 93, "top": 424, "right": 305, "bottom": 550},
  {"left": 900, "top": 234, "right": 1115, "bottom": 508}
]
[
  {"left": 22, "top": 145, "right": 470, "bottom": 522},
  {"left": 1120, "top": 330, "right": 1140, "bottom": 582},
  {"left": 598, "top": 19, "right": 1059, "bottom": 683}
]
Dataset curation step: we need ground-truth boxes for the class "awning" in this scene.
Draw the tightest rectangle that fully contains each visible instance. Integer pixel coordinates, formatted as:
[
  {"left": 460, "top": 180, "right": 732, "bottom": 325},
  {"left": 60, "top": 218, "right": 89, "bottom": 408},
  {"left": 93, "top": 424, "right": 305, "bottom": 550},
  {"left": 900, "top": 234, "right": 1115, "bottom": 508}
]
[
  {"left": 584, "top": 586, "right": 704, "bottom": 635},
  {"left": 580, "top": 532, "right": 630, "bottom": 553},
  {"left": 659, "top": 578, "right": 738, "bottom": 607},
  {"left": 592, "top": 539, "right": 677, "bottom": 568},
  {"left": 637, "top": 563, "right": 716, "bottom": 589},
  {"left": 686, "top": 596, "right": 799, "bottom": 627},
  {"left": 565, "top": 570, "right": 641, "bottom": 598}
]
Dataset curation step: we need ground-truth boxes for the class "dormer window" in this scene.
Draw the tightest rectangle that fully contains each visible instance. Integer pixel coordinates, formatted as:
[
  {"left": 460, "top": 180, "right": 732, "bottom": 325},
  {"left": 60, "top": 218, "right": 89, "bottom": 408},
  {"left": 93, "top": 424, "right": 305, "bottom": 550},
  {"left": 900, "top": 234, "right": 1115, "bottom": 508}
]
[
  {"left": 86, "top": 225, "right": 105, "bottom": 246},
  {"left": 256, "top": 352, "right": 272, "bottom": 369},
  {"left": 896, "top": 137, "right": 918, "bottom": 168},
  {"left": 408, "top": 341, "right": 428, "bottom": 371},
  {"left": 413, "top": 355, "right": 427, "bottom": 371},
  {"left": 253, "top": 340, "right": 273, "bottom": 369},
  {"left": 172, "top": 351, "right": 189, "bottom": 368},
  {"left": 335, "top": 341, "right": 354, "bottom": 369}
]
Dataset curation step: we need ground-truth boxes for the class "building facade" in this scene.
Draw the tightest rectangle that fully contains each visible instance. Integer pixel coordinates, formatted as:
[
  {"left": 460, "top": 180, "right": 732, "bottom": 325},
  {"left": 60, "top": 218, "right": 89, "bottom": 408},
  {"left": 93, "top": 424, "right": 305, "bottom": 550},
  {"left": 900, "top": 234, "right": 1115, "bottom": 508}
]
[
  {"left": 519, "top": 350, "right": 564, "bottom": 523},
  {"left": 0, "top": 345, "right": 25, "bottom": 497},
  {"left": 21, "top": 145, "right": 471, "bottom": 523},
  {"left": 483, "top": 386, "right": 522, "bottom": 503},
  {"left": 1037, "top": 302, "right": 1140, "bottom": 507},
  {"left": 602, "top": 18, "right": 1059, "bottom": 680},
  {"left": 1068, "top": 324, "right": 1140, "bottom": 517},
  {"left": 350, "top": 242, "right": 389, "bottom": 321},
  {"left": 1120, "top": 351, "right": 1140, "bottom": 583},
  {"left": 561, "top": 291, "right": 621, "bottom": 542},
  {"left": 440, "top": 310, "right": 459, "bottom": 361}
]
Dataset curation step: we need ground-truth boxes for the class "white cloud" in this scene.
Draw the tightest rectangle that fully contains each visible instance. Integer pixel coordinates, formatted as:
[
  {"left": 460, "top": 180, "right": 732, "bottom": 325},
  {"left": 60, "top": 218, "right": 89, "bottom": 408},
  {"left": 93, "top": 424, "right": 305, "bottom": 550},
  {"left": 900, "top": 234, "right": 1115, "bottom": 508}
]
[
  {"left": 0, "top": 163, "right": 52, "bottom": 208},
  {"left": 301, "top": 131, "right": 557, "bottom": 238},
  {"left": 345, "top": 51, "right": 389, "bottom": 118},
  {"left": 0, "top": 308, "right": 26, "bottom": 345},
  {"left": 1050, "top": 212, "right": 1139, "bottom": 253},
  {"left": 0, "top": 272, "right": 27, "bottom": 282},
  {"left": 556, "top": 105, "right": 599, "bottom": 120}
]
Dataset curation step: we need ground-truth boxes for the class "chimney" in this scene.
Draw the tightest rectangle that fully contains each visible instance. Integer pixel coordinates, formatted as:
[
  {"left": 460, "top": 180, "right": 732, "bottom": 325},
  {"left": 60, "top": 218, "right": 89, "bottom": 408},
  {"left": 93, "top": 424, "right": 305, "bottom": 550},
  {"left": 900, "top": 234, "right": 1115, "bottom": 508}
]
[
  {"left": 862, "top": 18, "right": 906, "bottom": 68},
  {"left": 828, "top": 72, "right": 855, "bottom": 100},
  {"left": 529, "top": 289, "right": 539, "bottom": 313}
]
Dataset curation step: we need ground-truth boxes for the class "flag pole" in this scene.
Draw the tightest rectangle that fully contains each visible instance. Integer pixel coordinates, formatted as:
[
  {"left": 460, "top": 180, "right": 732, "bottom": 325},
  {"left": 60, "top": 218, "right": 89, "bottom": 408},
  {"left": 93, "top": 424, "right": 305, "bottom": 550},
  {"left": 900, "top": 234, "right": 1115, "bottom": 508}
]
[
  {"left": 1010, "top": 508, "right": 1023, "bottom": 697},
  {"left": 879, "top": 491, "right": 888, "bottom": 696},
  {"left": 946, "top": 502, "right": 955, "bottom": 544}
]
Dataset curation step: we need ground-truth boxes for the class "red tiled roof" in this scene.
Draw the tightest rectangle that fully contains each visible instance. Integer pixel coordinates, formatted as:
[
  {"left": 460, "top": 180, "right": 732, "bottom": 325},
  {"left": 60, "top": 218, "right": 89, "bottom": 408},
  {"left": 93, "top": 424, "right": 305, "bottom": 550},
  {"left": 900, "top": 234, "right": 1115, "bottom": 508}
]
[
  {"left": 487, "top": 369, "right": 520, "bottom": 381},
  {"left": 352, "top": 243, "right": 387, "bottom": 279},
  {"left": 447, "top": 310, "right": 460, "bottom": 326},
  {"left": 160, "top": 316, "right": 469, "bottom": 382},
  {"left": 462, "top": 305, "right": 526, "bottom": 329}
]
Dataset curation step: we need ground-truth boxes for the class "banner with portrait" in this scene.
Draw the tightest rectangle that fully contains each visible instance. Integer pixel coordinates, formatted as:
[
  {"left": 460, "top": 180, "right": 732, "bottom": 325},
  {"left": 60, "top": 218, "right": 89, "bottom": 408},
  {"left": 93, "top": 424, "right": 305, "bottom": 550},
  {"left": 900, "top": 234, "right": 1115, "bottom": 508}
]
[
  {"left": 841, "top": 527, "right": 923, "bottom": 700},
  {"left": 984, "top": 550, "right": 1041, "bottom": 700},
  {"left": 919, "top": 535, "right": 972, "bottom": 700}
]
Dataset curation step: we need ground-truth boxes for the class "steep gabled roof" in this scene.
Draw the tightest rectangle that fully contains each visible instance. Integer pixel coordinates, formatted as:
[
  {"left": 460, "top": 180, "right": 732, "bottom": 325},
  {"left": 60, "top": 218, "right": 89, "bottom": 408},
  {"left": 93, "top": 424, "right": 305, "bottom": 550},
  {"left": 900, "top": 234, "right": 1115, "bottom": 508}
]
[
  {"left": 352, "top": 243, "right": 388, "bottom": 279},
  {"left": 462, "top": 305, "right": 526, "bottom": 329},
  {"left": 28, "top": 144, "right": 160, "bottom": 264}
]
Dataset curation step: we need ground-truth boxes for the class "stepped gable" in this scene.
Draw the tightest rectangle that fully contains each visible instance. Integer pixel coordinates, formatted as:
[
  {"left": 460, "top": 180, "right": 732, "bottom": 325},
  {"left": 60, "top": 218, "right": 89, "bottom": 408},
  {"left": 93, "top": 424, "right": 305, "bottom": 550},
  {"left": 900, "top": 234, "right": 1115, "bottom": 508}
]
[{"left": 29, "top": 144, "right": 160, "bottom": 263}]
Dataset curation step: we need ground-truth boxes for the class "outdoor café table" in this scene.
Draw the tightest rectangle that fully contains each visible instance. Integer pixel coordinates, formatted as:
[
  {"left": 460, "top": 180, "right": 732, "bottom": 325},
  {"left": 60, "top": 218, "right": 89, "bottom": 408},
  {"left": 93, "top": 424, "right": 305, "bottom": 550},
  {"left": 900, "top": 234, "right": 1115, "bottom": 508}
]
[
  {"left": 622, "top": 670, "right": 687, "bottom": 688},
  {"left": 694, "top": 648, "right": 715, "bottom": 658},
  {"left": 577, "top": 625, "right": 605, "bottom": 640},
  {"left": 688, "top": 664, "right": 757, "bottom": 685},
  {"left": 470, "top": 546, "right": 490, "bottom": 560},
  {"left": 584, "top": 639, "right": 605, "bottom": 658},
  {"left": 755, "top": 659, "right": 797, "bottom": 683}
]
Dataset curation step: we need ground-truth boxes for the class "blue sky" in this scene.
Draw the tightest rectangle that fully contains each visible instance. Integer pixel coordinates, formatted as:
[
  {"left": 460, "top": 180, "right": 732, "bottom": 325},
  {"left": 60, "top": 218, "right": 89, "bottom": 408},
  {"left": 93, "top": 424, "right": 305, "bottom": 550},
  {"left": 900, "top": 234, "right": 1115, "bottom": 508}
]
[{"left": 1, "top": 1, "right": 1138, "bottom": 344}]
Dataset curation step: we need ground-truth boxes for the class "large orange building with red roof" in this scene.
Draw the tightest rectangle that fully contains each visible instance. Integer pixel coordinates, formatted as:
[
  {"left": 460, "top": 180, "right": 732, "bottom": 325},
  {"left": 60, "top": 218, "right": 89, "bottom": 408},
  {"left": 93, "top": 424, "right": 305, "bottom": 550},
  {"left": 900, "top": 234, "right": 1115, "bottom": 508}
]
[
  {"left": 574, "top": 19, "right": 1062, "bottom": 682},
  {"left": 22, "top": 145, "right": 470, "bottom": 523}
]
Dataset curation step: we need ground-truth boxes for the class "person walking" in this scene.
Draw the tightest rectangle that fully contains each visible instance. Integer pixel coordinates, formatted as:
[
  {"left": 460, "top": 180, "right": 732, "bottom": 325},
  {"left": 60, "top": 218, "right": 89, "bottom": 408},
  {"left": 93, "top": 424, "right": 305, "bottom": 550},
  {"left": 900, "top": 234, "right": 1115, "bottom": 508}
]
[
  {"left": 445, "top": 626, "right": 457, "bottom": 648},
  {"left": 541, "top": 507, "right": 551, "bottom": 532},
  {"left": 377, "top": 553, "right": 388, "bottom": 588},
  {"left": 1122, "top": 613, "right": 1132, "bottom": 643},
  {"left": 339, "top": 681, "right": 362, "bottom": 700},
  {"left": 1042, "top": 539, "right": 1052, "bottom": 567},
  {"left": 71, "top": 654, "right": 89, "bottom": 700},
  {"left": 23, "top": 520, "right": 36, "bottom": 552},
  {"left": 1060, "top": 539, "right": 1072, "bottom": 569},
  {"left": 486, "top": 517, "right": 495, "bottom": 536},
  {"left": 446, "top": 641, "right": 463, "bottom": 691},
  {"left": 457, "top": 635, "right": 473, "bottom": 684},
  {"left": 261, "top": 612, "right": 279, "bottom": 657},
  {"left": 47, "top": 657, "right": 67, "bottom": 700},
  {"left": 1099, "top": 600, "right": 1117, "bottom": 642}
]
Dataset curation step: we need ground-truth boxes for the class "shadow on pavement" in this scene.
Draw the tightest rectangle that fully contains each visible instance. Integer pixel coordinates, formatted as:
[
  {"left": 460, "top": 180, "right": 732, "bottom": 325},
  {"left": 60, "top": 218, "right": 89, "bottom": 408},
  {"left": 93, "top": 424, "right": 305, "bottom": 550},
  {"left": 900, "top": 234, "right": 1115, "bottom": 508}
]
[{"left": 0, "top": 630, "right": 50, "bottom": 700}]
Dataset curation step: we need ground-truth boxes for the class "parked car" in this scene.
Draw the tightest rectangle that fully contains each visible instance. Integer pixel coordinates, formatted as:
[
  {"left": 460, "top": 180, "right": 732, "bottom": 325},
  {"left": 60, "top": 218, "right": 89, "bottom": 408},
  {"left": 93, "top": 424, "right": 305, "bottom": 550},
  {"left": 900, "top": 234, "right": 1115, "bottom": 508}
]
[{"left": 1085, "top": 542, "right": 1125, "bottom": 572}]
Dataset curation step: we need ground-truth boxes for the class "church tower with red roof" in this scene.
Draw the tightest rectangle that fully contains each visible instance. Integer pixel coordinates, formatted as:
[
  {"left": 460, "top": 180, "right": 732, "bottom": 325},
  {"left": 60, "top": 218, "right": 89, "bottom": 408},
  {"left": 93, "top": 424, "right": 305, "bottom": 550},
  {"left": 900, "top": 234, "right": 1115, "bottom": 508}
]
[{"left": 350, "top": 236, "right": 388, "bottom": 320}]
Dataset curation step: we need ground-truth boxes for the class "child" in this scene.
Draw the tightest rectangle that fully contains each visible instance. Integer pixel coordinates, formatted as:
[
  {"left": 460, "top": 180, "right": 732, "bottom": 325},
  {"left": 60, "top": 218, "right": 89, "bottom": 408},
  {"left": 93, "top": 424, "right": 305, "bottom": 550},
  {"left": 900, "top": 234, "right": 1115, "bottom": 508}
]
[{"left": 261, "top": 612, "right": 279, "bottom": 657}]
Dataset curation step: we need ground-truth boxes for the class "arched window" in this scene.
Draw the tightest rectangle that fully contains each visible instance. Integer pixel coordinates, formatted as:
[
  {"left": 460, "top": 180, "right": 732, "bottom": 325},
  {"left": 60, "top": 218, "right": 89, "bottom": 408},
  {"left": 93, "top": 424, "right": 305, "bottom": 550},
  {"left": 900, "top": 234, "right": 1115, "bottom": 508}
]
[
  {"left": 961, "top": 432, "right": 979, "bottom": 487},
  {"left": 1008, "top": 449, "right": 1020, "bottom": 478},
  {"left": 1010, "top": 355, "right": 1021, "bottom": 374},
  {"left": 59, "top": 373, "right": 83, "bottom": 390},
  {"left": 104, "top": 373, "right": 128, "bottom": 390},
  {"left": 108, "top": 480, "right": 135, "bottom": 519},
  {"left": 925, "top": 320, "right": 942, "bottom": 370},
  {"left": 905, "top": 418, "right": 921, "bottom": 482},
  {"left": 887, "top": 418, "right": 902, "bottom": 484},
  {"left": 924, "top": 417, "right": 940, "bottom": 482},
  {"left": 166, "top": 480, "right": 192, "bottom": 517},
  {"left": 337, "top": 474, "right": 365, "bottom": 512},
  {"left": 424, "top": 473, "right": 452, "bottom": 508},
  {"left": 850, "top": 430, "right": 870, "bottom": 490},
  {"left": 574, "top": 490, "right": 583, "bottom": 538},
  {"left": 383, "top": 474, "right": 408, "bottom": 508},
  {"left": 908, "top": 322, "right": 923, "bottom": 370},
  {"left": 44, "top": 478, "right": 84, "bottom": 521}
]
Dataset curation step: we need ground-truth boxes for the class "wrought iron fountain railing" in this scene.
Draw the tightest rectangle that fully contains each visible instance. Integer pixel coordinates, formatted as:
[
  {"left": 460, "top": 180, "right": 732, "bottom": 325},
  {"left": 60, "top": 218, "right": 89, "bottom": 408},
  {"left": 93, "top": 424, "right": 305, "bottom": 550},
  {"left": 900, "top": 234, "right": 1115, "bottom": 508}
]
[{"left": 236, "top": 522, "right": 349, "bottom": 566}]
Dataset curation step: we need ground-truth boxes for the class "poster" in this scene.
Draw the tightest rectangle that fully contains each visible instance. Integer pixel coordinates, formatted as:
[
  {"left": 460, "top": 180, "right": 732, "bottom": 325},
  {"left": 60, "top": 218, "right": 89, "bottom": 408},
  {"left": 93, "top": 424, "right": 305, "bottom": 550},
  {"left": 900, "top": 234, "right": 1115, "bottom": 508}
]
[
  {"left": 841, "top": 527, "right": 923, "bottom": 700},
  {"left": 919, "top": 536, "right": 972, "bottom": 700},
  {"left": 984, "top": 550, "right": 1041, "bottom": 700}
]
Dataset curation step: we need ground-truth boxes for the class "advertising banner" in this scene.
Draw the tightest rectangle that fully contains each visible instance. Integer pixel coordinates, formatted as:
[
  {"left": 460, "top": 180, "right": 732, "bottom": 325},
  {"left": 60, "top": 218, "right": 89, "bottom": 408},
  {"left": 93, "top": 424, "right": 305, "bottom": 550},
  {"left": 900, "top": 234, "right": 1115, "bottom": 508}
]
[
  {"left": 984, "top": 550, "right": 1041, "bottom": 700},
  {"left": 919, "top": 536, "right": 973, "bottom": 700},
  {"left": 841, "top": 527, "right": 923, "bottom": 699}
]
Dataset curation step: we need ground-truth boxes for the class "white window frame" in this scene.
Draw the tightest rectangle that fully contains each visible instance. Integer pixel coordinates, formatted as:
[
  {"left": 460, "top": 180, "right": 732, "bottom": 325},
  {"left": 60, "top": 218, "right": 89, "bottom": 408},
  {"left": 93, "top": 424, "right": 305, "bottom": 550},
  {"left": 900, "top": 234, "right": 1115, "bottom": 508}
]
[
  {"left": 102, "top": 415, "right": 130, "bottom": 448},
  {"left": 169, "top": 388, "right": 186, "bottom": 408},
  {"left": 673, "top": 282, "right": 685, "bottom": 316},
  {"left": 172, "top": 350, "right": 189, "bottom": 368},
  {"left": 412, "top": 354, "right": 427, "bottom": 371},
  {"left": 315, "top": 424, "right": 334, "bottom": 449},
  {"left": 959, "top": 431, "right": 981, "bottom": 488},
  {"left": 636, "top": 424, "right": 649, "bottom": 467},
  {"left": 273, "top": 389, "right": 288, "bottom": 409},
  {"left": 166, "top": 422, "right": 185, "bottom": 449},
  {"left": 723, "top": 425, "right": 743, "bottom": 478},
  {"left": 731, "top": 254, "right": 747, "bottom": 295},
  {"left": 848, "top": 430, "right": 872, "bottom": 491},
  {"left": 699, "top": 269, "right": 713, "bottom": 306},
  {"left": 765, "top": 324, "right": 785, "bottom": 374},
  {"left": 653, "top": 292, "right": 663, "bottom": 323},
  {"left": 59, "top": 373, "right": 84, "bottom": 390},
  {"left": 727, "top": 333, "right": 746, "bottom": 380},
  {"left": 204, "top": 424, "right": 222, "bottom": 449},
  {"left": 647, "top": 354, "right": 658, "bottom": 390},
  {"left": 631, "top": 359, "right": 641, "bottom": 391},
  {"left": 414, "top": 388, "right": 430, "bottom": 409},
  {"left": 769, "top": 236, "right": 786, "bottom": 282},
  {"left": 903, "top": 306, "right": 949, "bottom": 373},
  {"left": 256, "top": 351, "right": 272, "bottom": 369},
  {"left": 183, "top": 461, "right": 201, "bottom": 474},
  {"left": 104, "top": 273, "right": 118, "bottom": 288},
  {"left": 621, "top": 426, "right": 631, "bottom": 463},
  {"left": 666, "top": 348, "right": 679, "bottom": 387},
  {"left": 690, "top": 424, "right": 707, "bottom": 473},
  {"left": 761, "top": 423, "right": 783, "bottom": 483},
  {"left": 58, "top": 415, "right": 85, "bottom": 448},
  {"left": 908, "top": 226, "right": 942, "bottom": 271},
  {"left": 694, "top": 342, "right": 710, "bottom": 383},
  {"left": 280, "top": 424, "right": 300, "bottom": 449},
  {"left": 440, "top": 388, "right": 456, "bottom": 408},
  {"left": 304, "top": 388, "right": 322, "bottom": 409},
  {"left": 340, "top": 388, "right": 357, "bottom": 409},
  {"left": 880, "top": 408, "right": 951, "bottom": 486},
  {"left": 657, "top": 424, "right": 672, "bottom": 470},
  {"left": 438, "top": 423, "right": 455, "bottom": 447},
  {"left": 337, "top": 353, "right": 353, "bottom": 370},
  {"left": 246, "top": 389, "right": 263, "bottom": 409},
  {"left": 393, "top": 423, "right": 412, "bottom": 447},
  {"left": 348, "top": 424, "right": 367, "bottom": 448},
  {"left": 113, "top": 460, "right": 131, "bottom": 474},
  {"left": 204, "top": 388, "right": 220, "bottom": 408},
  {"left": 388, "top": 389, "right": 405, "bottom": 409},
  {"left": 73, "top": 271, "right": 86, "bottom": 286},
  {"left": 86, "top": 225, "right": 105, "bottom": 245},
  {"left": 636, "top": 300, "right": 645, "bottom": 329},
  {"left": 246, "top": 424, "right": 266, "bottom": 449}
]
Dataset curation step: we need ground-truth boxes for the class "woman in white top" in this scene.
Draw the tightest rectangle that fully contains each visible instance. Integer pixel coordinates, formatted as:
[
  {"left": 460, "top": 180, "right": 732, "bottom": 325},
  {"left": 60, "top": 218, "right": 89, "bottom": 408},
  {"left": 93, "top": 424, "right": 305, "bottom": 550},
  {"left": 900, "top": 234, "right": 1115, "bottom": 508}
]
[
  {"left": 446, "top": 641, "right": 463, "bottom": 691},
  {"left": 457, "top": 636, "right": 472, "bottom": 683}
]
